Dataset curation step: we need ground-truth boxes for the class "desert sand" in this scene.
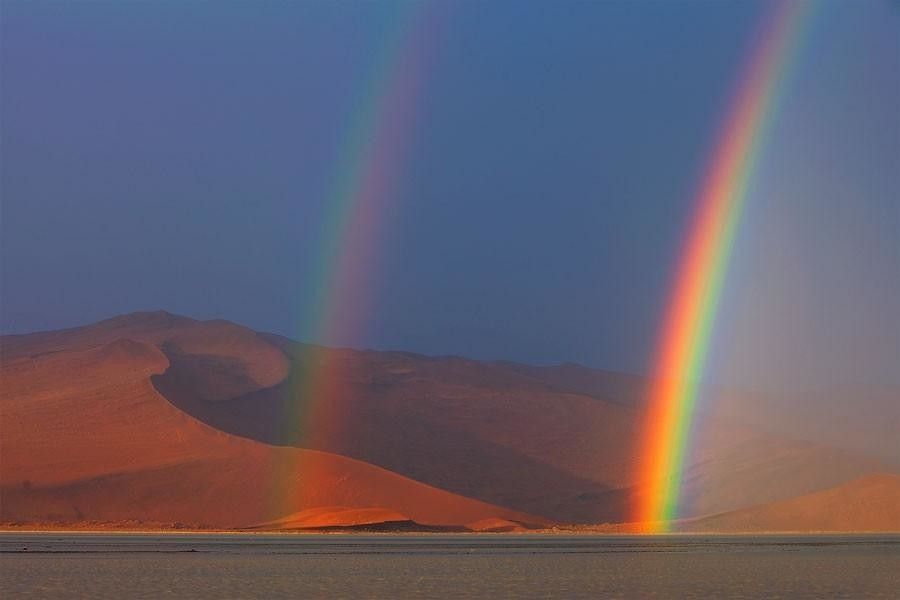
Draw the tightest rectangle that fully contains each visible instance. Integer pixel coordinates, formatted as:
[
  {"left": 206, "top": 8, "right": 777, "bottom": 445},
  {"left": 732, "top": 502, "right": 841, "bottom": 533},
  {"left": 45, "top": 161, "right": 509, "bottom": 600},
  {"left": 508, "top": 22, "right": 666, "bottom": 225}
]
[
  {"left": 1, "top": 311, "right": 896, "bottom": 532},
  {"left": 683, "top": 473, "right": 900, "bottom": 532}
]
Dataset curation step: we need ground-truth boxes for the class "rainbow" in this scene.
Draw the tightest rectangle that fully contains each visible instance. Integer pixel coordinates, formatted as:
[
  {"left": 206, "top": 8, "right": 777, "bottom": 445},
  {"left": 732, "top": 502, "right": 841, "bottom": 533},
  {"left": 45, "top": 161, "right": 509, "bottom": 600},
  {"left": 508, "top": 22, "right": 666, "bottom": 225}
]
[
  {"left": 272, "top": 3, "right": 440, "bottom": 518},
  {"left": 636, "top": 0, "right": 811, "bottom": 531}
]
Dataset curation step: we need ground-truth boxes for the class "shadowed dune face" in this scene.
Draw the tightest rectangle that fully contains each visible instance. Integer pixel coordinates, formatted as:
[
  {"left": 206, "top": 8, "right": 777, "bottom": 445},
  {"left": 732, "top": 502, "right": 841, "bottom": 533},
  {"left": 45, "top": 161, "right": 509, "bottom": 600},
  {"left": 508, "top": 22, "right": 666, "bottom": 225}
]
[
  {"left": 0, "top": 315, "right": 540, "bottom": 529},
  {"left": 497, "top": 362, "right": 649, "bottom": 407},
  {"left": 153, "top": 345, "right": 640, "bottom": 523},
  {"left": 1, "top": 311, "right": 896, "bottom": 530},
  {"left": 152, "top": 330, "right": 888, "bottom": 523}
]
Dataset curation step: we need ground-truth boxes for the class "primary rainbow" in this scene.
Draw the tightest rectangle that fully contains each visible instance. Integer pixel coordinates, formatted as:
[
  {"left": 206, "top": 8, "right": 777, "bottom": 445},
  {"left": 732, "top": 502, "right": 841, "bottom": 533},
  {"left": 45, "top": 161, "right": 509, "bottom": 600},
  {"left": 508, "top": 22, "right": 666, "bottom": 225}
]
[
  {"left": 636, "top": 0, "right": 811, "bottom": 531},
  {"left": 272, "top": 3, "right": 439, "bottom": 518}
]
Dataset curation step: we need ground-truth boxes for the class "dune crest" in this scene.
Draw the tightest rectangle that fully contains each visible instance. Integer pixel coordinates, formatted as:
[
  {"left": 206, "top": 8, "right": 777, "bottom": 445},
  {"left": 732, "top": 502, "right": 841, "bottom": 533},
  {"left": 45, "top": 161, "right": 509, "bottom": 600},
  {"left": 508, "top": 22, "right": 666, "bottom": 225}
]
[
  {"left": 2, "top": 311, "right": 896, "bottom": 531},
  {"left": 0, "top": 314, "right": 542, "bottom": 529}
]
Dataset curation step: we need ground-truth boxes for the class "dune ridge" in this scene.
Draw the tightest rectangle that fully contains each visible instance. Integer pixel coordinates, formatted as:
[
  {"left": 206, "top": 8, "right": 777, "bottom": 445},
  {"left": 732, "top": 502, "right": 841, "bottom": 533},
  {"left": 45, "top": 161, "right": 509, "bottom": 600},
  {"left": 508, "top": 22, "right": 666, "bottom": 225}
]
[
  {"left": 2, "top": 311, "right": 896, "bottom": 531},
  {"left": 0, "top": 319, "right": 542, "bottom": 529}
]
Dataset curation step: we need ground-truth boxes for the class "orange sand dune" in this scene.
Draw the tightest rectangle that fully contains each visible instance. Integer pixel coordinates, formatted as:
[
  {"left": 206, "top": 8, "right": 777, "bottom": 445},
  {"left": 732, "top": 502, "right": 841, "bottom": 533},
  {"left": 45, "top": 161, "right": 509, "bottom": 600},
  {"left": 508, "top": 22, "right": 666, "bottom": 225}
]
[
  {"left": 684, "top": 473, "right": 900, "bottom": 532},
  {"left": 1, "top": 311, "right": 197, "bottom": 361},
  {"left": 466, "top": 517, "right": 529, "bottom": 532},
  {"left": 0, "top": 318, "right": 542, "bottom": 529},
  {"left": 170, "top": 330, "right": 887, "bottom": 522},
  {"left": 255, "top": 506, "right": 411, "bottom": 530},
  {"left": 2, "top": 311, "right": 894, "bottom": 530}
]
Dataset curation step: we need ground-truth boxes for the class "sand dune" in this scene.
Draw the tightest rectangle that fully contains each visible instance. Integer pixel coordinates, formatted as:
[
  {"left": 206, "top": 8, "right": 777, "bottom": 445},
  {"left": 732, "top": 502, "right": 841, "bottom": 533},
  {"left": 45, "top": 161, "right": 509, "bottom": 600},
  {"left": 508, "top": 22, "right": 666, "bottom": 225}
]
[
  {"left": 1, "top": 311, "right": 895, "bottom": 531},
  {"left": 466, "top": 517, "right": 529, "bottom": 532},
  {"left": 157, "top": 328, "right": 886, "bottom": 522},
  {"left": 154, "top": 341, "right": 642, "bottom": 523},
  {"left": 0, "top": 317, "right": 541, "bottom": 529},
  {"left": 254, "top": 506, "right": 411, "bottom": 530},
  {"left": 684, "top": 474, "right": 900, "bottom": 532},
  {"left": 1, "top": 311, "right": 196, "bottom": 361}
]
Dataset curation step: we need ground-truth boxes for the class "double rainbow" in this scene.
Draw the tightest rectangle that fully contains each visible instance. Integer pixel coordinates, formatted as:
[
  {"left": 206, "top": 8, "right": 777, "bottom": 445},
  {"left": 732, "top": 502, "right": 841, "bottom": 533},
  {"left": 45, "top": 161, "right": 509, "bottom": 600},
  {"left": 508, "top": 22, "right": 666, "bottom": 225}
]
[
  {"left": 266, "top": 0, "right": 811, "bottom": 528},
  {"left": 636, "top": 0, "right": 811, "bottom": 530}
]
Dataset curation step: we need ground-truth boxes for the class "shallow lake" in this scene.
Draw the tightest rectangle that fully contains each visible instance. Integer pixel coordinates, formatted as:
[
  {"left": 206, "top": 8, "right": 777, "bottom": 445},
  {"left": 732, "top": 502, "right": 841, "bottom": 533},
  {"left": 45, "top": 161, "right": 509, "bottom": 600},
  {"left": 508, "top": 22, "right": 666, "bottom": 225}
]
[{"left": 2, "top": 533, "right": 898, "bottom": 598}]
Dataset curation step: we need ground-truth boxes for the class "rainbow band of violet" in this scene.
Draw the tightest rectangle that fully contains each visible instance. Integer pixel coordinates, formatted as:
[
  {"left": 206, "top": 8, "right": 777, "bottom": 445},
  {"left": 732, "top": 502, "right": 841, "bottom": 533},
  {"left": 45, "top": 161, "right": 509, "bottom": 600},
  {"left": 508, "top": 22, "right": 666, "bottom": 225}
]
[
  {"left": 636, "top": 0, "right": 811, "bottom": 531},
  {"left": 270, "top": 3, "right": 438, "bottom": 519}
]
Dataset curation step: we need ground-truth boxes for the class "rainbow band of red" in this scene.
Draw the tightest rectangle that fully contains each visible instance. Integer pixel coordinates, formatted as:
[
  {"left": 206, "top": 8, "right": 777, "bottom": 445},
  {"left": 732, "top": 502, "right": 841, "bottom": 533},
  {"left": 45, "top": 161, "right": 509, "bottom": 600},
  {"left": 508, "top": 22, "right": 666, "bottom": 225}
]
[
  {"left": 270, "top": 4, "right": 439, "bottom": 520},
  {"left": 636, "top": 0, "right": 810, "bottom": 531}
]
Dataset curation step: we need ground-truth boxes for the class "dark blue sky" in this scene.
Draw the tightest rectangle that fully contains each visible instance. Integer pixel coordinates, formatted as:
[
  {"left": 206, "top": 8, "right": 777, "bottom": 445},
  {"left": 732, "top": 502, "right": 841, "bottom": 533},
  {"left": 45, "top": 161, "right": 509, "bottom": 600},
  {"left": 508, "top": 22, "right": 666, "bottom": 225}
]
[{"left": 2, "top": 0, "right": 898, "bottom": 388}]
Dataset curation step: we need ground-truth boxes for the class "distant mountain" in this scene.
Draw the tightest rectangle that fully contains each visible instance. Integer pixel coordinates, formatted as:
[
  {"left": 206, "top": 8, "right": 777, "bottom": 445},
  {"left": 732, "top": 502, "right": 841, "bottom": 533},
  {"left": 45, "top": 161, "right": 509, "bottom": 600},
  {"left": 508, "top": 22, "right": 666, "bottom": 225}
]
[{"left": 1, "top": 312, "right": 895, "bottom": 531}]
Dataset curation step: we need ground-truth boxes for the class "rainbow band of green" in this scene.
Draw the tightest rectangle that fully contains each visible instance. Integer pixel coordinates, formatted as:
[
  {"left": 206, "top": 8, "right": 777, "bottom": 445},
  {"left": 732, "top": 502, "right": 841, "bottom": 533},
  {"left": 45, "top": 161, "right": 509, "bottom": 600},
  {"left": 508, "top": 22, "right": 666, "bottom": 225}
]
[
  {"left": 638, "top": 0, "right": 813, "bottom": 530},
  {"left": 269, "top": 3, "right": 437, "bottom": 519}
]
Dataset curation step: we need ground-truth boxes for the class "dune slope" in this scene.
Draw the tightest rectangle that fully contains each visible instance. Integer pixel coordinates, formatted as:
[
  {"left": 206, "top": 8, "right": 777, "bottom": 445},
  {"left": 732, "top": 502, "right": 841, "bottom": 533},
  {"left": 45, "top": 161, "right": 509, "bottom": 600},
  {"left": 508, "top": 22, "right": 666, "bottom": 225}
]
[
  {"left": 157, "top": 330, "right": 887, "bottom": 522},
  {"left": 0, "top": 317, "right": 540, "bottom": 528},
  {"left": 2, "top": 311, "right": 894, "bottom": 530},
  {"left": 685, "top": 474, "right": 900, "bottom": 532}
]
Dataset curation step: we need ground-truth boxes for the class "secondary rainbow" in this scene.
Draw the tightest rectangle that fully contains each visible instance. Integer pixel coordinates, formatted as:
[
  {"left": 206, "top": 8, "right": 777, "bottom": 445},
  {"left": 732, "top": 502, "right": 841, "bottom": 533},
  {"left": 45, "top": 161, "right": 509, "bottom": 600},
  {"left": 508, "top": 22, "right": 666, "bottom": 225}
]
[
  {"left": 636, "top": 0, "right": 811, "bottom": 531},
  {"left": 272, "top": 4, "right": 438, "bottom": 518}
]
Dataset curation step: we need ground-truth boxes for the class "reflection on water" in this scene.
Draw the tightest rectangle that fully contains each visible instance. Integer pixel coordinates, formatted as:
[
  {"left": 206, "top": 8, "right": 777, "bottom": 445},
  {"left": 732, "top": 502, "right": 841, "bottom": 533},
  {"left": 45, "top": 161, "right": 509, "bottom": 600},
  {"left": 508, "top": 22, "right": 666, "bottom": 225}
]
[{"left": 2, "top": 533, "right": 898, "bottom": 598}]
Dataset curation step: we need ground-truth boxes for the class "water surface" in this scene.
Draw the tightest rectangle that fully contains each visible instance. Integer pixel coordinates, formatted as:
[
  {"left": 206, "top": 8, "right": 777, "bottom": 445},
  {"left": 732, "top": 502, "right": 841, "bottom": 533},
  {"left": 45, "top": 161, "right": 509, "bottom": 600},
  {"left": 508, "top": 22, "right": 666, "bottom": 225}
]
[{"left": 2, "top": 533, "right": 898, "bottom": 598}]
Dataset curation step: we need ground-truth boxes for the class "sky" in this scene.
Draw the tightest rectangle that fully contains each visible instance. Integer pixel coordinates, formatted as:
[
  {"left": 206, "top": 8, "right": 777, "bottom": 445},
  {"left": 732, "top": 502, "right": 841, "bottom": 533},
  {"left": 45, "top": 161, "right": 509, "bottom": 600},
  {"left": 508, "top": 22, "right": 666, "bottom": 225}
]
[{"left": 2, "top": 0, "right": 898, "bottom": 393}]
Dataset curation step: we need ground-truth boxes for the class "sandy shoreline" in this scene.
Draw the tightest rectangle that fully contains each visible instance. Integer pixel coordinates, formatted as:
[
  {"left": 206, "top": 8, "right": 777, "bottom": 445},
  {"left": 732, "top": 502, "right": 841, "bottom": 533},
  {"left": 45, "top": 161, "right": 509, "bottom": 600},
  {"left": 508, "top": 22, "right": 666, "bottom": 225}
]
[{"left": 3, "top": 526, "right": 898, "bottom": 536}]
